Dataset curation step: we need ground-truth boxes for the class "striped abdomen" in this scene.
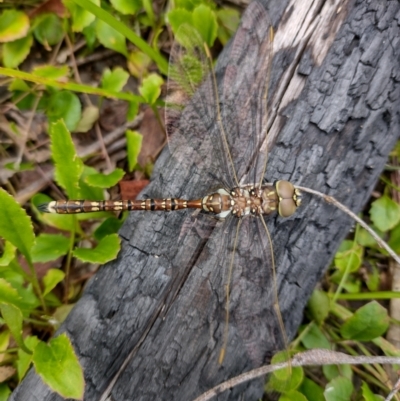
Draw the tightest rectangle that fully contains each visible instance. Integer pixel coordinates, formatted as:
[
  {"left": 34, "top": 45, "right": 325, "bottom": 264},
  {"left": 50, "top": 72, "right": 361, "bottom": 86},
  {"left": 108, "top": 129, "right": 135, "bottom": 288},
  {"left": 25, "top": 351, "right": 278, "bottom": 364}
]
[{"left": 41, "top": 198, "right": 203, "bottom": 214}]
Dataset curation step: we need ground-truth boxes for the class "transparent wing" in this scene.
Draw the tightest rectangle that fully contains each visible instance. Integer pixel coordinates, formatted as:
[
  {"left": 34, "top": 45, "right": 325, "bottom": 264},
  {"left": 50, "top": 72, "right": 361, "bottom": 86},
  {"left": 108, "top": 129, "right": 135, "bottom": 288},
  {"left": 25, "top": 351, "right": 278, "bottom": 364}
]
[
  {"left": 165, "top": 24, "right": 238, "bottom": 190},
  {"left": 218, "top": 1, "right": 274, "bottom": 186}
]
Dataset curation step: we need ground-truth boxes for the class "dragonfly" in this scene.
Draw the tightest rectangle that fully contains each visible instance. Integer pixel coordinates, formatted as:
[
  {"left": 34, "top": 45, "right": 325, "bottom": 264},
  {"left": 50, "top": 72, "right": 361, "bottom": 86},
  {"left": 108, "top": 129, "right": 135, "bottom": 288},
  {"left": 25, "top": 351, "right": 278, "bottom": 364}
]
[{"left": 40, "top": 1, "right": 301, "bottom": 370}]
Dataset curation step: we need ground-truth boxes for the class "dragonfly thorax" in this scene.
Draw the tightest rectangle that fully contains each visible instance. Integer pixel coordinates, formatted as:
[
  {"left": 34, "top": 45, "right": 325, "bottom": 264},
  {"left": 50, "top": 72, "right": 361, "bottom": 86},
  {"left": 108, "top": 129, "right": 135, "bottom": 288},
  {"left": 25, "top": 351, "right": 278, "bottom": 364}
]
[{"left": 202, "top": 181, "right": 301, "bottom": 219}]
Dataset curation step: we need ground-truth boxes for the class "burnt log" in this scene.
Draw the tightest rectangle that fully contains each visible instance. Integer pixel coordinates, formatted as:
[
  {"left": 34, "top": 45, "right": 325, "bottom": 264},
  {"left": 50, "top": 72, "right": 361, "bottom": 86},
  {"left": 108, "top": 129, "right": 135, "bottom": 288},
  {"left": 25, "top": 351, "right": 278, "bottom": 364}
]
[{"left": 11, "top": 0, "right": 400, "bottom": 400}]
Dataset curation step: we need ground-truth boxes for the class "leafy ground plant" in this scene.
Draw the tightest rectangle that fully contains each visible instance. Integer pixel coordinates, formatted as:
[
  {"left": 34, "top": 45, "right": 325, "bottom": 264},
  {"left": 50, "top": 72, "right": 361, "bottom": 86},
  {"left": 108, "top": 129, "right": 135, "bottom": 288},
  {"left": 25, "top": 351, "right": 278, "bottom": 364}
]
[
  {"left": 0, "top": 0, "right": 399, "bottom": 400},
  {"left": 0, "top": 0, "right": 239, "bottom": 398}
]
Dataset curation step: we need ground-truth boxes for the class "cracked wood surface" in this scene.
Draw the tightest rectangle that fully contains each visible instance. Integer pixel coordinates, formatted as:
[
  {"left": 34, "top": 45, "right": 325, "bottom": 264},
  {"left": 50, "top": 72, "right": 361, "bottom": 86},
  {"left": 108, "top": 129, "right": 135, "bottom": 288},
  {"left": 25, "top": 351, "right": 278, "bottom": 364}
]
[{"left": 11, "top": 0, "right": 400, "bottom": 400}]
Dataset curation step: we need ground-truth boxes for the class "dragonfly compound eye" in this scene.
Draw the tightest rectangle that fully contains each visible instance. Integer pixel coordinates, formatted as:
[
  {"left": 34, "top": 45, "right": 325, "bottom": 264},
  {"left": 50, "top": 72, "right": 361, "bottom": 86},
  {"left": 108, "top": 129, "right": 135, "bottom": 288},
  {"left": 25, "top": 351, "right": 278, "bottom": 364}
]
[{"left": 275, "top": 180, "right": 302, "bottom": 218}]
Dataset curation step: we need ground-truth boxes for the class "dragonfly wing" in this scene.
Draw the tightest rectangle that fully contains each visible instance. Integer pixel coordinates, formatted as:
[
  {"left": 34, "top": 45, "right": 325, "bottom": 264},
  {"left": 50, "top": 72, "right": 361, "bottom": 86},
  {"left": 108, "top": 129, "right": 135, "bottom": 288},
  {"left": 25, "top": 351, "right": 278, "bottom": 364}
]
[
  {"left": 166, "top": 24, "right": 237, "bottom": 190},
  {"left": 218, "top": 1, "right": 274, "bottom": 185}
]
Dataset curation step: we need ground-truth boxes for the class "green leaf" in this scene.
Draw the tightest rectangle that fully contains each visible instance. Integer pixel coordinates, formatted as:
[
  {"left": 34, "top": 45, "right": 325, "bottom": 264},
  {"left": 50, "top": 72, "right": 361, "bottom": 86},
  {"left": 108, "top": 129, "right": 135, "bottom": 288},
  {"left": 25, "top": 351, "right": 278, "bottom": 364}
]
[
  {"left": 300, "top": 323, "right": 331, "bottom": 350},
  {"left": 110, "top": 0, "right": 142, "bottom": 15},
  {"left": 128, "top": 50, "right": 151, "bottom": 78},
  {"left": 73, "top": 234, "right": 121, "bottom": 263},
  {"left": 279, "top": 390, "right": 308, "bottom": 401},
  {"left": 75, "top": 105, "right": 99, "bottom": 133},
  {"left": 357, "top": 226, "right": 379, "bottom": 248},
  {"left": 94, "top": 217, "right": 123, "bottom": 240},
  {"left": 82, "top": 22, "right": 96, "bottom": 49},
  {"left": 323, "top": 364, "right": 352, "bottom": 381},
  {"left": 33, "top": 334, "right": 84, "bottom": 399},
  {"left": 127, "top": 100, "right": 139, "bottom": 120},
  {"left": 126, "top": 130, "right": 143, "bottom": 172},
  {"left": 389, "top": 222, "right": 400, "bottom": 254},
  {"left": 101, "top": 67, "right": 129, "bottom": 92},
  {"left": 77, "top": 166, "right": 105, "bottom": 203},
  {"left": 324, "top": 376, "right": 353, "bottom": 401},
  {"left": 0, "top": 278, "right": 39, "bottom": 310},
  {"left": 0, "top": 303, "right": 30, "bottom": 353},
  {"left": 267, "top": 359, "right": 303, "bottom": 393},
  {"left": 298, "top": 377, "right": 325, "bottom": 401},
  {"left": 43, "top": 269, "right": 65, "bottom": 296},
  {"left": 139, "top": 73, "right": 163, "bottom": 105},
  {"left": 0, "top": 10, "right": 30, "bottom": 42},
  {"left": 340, "top": 301, "right": 389, "bottom": 341},
  {"left": 48, "top": 90, "right": 82, "bottom": 132},
  {"left": 64, "top": 0, "right": 100, "bottom": 32},
  {"left": 49, "top": 120, "right": 83, "bottom": 199},
  {"left": 31, "top": 234, "right": 70, "bottom": 263},
  {"left": 0, "top": 188, "right": 35, "bottom": 264},
  {"left": 0, "top": 383, "right": 11, "bottom": 401},
  {"left": 334, "top": 240, "right": 362, "bottom": 273},
  {"left": 85, "top": 168, "right": 125, "bottom": 188},
  {"left": 167, "top": 9, "right": 192, "bottom": 35},
  {"left": 33, "top": 14, "right": 63, "bottom": 47},
  {"left": 17, "top": 335, "right": 40, "bottom": 381},
  {"left": 33, "top": 65, "right": 69, "bottom": 80},
  {"left": 3, "top": 34, "right": 33, "bottom": 68},
  {"left": 0, "top": 241, "right": 16, "bottom": 267},
  {"left": 192, "top": 5, "right": 218, "bottom": 47},
  {"left": 217, "top": 8, "right": 240, "bottom": 45},
  {"left": 361, "top": 381, "right": 383, "bottom": 401},
  {"left": 370, "top": 195, "right": 400, "bottom": 232},
  {"left": 96, "top": 19, "right": 128, "bottom": 56},
  {"left": 307, "top": 290, "right": 330, "bottom": 324}
]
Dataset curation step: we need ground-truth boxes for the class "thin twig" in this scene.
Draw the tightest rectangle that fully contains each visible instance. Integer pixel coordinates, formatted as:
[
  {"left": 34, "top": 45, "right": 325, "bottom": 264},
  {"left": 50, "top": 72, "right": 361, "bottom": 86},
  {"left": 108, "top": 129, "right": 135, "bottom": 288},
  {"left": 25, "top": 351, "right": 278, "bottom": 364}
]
[
  {"left": 193, "top": 349, "right": 400, "bottom": 401},
  {"left": 295, "top": 185, "right": 400, "bottom": 265}
]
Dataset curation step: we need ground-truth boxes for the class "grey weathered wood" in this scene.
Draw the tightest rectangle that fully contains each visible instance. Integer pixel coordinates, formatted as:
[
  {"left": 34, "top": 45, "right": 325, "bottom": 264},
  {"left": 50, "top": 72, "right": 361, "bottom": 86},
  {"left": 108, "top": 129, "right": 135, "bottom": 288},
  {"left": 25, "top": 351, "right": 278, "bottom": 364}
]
[{"left": 11, "top": 0, "right": 400, "bottom": 400}]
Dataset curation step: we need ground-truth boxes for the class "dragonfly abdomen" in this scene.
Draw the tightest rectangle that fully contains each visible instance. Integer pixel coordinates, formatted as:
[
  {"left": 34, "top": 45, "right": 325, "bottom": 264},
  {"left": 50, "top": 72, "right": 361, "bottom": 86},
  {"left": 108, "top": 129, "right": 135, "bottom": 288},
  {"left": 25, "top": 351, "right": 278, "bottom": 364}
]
[{"left": 40, "top": 198, "right": 203, "bottom": 214}]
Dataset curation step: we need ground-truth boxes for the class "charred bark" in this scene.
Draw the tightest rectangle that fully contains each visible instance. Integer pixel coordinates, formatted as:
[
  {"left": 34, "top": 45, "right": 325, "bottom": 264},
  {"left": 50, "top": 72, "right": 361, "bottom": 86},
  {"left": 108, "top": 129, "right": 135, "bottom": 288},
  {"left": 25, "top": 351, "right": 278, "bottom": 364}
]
[{"left": 11, "top": 0, "right": 400, "bottom": 400}]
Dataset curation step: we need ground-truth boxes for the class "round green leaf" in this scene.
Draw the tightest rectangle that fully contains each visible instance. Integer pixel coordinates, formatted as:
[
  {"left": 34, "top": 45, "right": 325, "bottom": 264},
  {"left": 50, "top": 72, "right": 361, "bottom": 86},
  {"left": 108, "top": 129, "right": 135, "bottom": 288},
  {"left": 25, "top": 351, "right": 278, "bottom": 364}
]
[
  {"left": 0, "top": 10, "right": 29, "bottom": 42},
  {"left": 167, "top": 8, "right": 192, "bottom": 35},
  {"left": 323, "top": 364, "right": 352, "bottom": 382},
  {"left": 96, "top": 19, "right": 127, "bottom": 56},
  {"left": 73, "top": 234, "right": 121, "bottom": 264},
  {"left": 139, "top": 73, "right": 164, "bottom": 105},
  {"left": 48, "top": 91, "right": 82, "bottom": 132},
  {"left": 110, "top": 0, "right": 142, "bottom": 15},
  {"left": 3, "top": 34, "right": 33, "bottom": 68},
  {"left": 389, "top": 222, "right": 400, "bottom": 254},
  {"left": 324, "top": 376, "right": 353, "bottom": 401},
  {"left": 300, "top": 323, "right": 331, "bottom": 350},
  {"left": 33, "top": 334, "right": 84, "bottom": 399},
  {"left": 101, "top": 67, "right": 129, "bottom": 92},
  {"left": 0, "top": 189, "right": 35, "bottom": 264},
  {"left": 192, "top": 4, "right": 217, "bottom": 47},
  {"left": 307, "top": 290, "right": 330, "bottom": 324},
  {"left": 334, "top": 240, "right": 362, "bottom": 273},
  {"left": 340, "top": 301, "right": 389, "bottom": 341},
  {"left": 64, "top": 0, "right": 100, "bottom": 32},
  {"left": 49, "top": 120, "right": 83, "bottom": 199},
  {"left": 370, "top": 195, "right": 400, "bottom": 232},
  {"left": 299, "top": 377, "right": 325, "bottom": 401},
  {"left": 31, "top": 234, "right": 70, "bottom": 263},
  {"left": 33, "top": 14, "right": 63, "bottom": 47}
]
